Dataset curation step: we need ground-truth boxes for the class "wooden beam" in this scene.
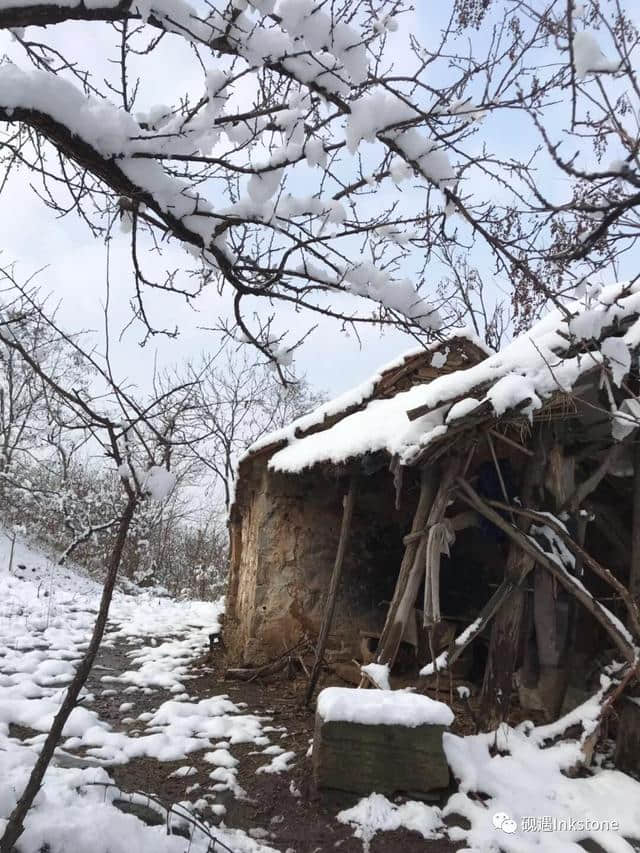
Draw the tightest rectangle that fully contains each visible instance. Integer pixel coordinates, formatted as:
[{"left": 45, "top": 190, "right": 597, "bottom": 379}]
[
  {"left": 304, "top": 477, "right": 357, "bottom": 706},
  {"left": 489, "top": 428, "right": 534, "bottom": 456},
  {"left": 407, "top": 397, "right": 489, "bottom": 424},
  {"left": 402, "top": 510, "right": 478, "bottom": 545},
  {"left": 421, "top": 577, "right": 517, "bottom": 677},
  {"left": 457, "top": 479, "right": 638, "bottom": 665},
  {"left": 563, "top": 443, "right": 623, "bottom": 513},
  {"left": 484, "top": 497, "right": 640, "bottom": 639},
  {"left": 486, "top": 432, "right": 514, "bottom": 522}
]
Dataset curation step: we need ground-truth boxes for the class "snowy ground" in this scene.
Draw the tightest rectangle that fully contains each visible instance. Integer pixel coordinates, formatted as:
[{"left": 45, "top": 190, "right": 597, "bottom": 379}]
[
  {"left": 1, "top": 532, "right": 640, "bottom": 853},
  {"left": 0, "top": 533, "right": 280, "bottom": 853}
]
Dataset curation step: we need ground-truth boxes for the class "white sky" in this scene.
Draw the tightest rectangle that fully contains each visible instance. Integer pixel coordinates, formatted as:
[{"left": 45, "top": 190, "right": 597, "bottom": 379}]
[
  {"left": 2, "top": 3, "right": 637, "bottom": 401},
  {"left": 1, "top": 8, "right": 434, "bottom": 400}
]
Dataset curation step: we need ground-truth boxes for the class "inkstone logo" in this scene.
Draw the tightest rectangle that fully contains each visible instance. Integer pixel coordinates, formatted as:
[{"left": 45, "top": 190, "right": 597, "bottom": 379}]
[
  {"left": 493, "top": 812, "right": 517, "bottom": 834},
  {"left": 492, "top": 812, "right": 621, "bottom": 835}
]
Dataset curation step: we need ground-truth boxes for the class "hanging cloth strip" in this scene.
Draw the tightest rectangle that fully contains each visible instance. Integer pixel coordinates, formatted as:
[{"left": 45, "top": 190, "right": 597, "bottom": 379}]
[{"left": 423, "top": 519, "right": 455, "bottom": 628}]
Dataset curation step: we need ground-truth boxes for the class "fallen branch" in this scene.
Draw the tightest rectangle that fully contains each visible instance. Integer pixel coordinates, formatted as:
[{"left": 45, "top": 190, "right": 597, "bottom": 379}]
[
  {"left": 533, "top": 663, "right": 637, "bottom": 769},
  {"left": 576, "top": 665, "right": 638, "bottom": 768},
  {"left": 225, "top": 641, "right": 308, "bottom": 683}
]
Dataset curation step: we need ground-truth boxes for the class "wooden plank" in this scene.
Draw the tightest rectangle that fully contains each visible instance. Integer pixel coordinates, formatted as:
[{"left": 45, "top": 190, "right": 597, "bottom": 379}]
[{"left": 367, "top": 466, "right": 436, "bottom": 678}]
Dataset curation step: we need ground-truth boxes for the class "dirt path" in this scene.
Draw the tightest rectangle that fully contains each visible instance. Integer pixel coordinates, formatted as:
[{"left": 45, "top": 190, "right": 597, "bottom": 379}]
[{"left": 84, "top": 629, "right": 463, "bottom": 853}]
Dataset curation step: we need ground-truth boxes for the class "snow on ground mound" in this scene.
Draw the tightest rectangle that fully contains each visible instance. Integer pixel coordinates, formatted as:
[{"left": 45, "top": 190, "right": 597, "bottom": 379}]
[
  {"left": 443, "top": 720, "right": 640, "bottom": 852},
  {"left": 0, "top": 532, "right": 279, "bottom": 853},
  {"left": 338, "top": 793, "right": 444, "bottom": 853}
]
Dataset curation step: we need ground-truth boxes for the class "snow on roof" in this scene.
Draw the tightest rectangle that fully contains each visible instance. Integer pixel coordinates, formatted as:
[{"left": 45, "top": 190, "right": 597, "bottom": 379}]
[
  {"left": 264, "top": 282, "right": 640, "bottom": 474},
  {"left": 245, "top": 330, "right": 486, "bottom": 460}
]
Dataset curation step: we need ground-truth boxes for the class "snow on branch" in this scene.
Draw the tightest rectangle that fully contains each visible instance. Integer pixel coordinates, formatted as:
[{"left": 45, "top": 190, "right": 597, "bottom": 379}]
[{"left": 3, "top": 0, "right": 640, "bottom": 350}]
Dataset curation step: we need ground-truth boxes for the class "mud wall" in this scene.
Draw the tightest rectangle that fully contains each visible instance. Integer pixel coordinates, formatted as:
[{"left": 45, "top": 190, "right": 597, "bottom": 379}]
[{"left": 224, "top": 461, "right": 415, "bottom": 666}]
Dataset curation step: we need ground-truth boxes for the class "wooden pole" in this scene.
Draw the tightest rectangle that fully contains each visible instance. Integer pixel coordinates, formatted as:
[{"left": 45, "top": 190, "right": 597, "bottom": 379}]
[
  {"left": 375, "top": 457, "right": 460, "bottom": 671},
  {"left": 421, "top": 577, "right": 517, "bottom": 677},
  {"left": 477, "top": 441, "right": 543, "bottom": 731},
  {"left": 304, "top": 477, "right": 357, "bottom": 706},
  {"left": 630, "top": 439, "right": 640, "bottom": 610},
  {"left": 370, "top": 466, "right": 436, "bottom": 673},
  {"left": 484, "top": 498, "right": 640, "bottom": 637}
]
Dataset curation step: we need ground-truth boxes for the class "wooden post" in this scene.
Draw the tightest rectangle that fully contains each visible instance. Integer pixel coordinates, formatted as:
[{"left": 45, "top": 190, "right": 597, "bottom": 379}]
[
  {"left": 304, "top": 477, "right": 357, "bottom": 706},
  {"left": 479, "top": 441, "right": 543, "bottom": 730},
  {"left": 8, "top": 532, "right": 15, "bottom": 574},
  {"left": 531, "top": 443, "right": 574, "bottom": 720},
  {"left": 371, "top": 466, "right": 436, "bottom": 672},
  {"left": 375, "top": 457, "right": 460, "bottom": 671},
  {"left": 630, "top": 439, "right": 640, "bottom": 609}
]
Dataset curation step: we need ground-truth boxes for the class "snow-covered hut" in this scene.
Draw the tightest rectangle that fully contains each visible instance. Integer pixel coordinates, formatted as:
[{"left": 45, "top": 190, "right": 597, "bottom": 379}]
[
  {"left": 225, "top": 336, "right": 487, "bottom": 666},
  {"left": 225, "top": 282, "right": 640, "bottom": 737}
]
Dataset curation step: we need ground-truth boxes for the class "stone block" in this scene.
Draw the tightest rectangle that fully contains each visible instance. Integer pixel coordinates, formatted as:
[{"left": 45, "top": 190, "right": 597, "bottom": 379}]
[{"left": 312, "top": 712, "right": 450, "bottom": 796}]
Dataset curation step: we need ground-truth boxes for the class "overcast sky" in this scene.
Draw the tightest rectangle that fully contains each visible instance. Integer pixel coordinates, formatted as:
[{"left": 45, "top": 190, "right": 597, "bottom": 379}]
[
  {"left": 2, "top": 3, "right": 633, "bottom": 403},
  {"left": 1, "top": 7, "right": 444, "bottom": 402}
]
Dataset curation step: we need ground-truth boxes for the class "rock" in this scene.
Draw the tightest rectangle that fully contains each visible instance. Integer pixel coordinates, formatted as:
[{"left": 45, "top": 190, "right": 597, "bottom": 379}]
[
  {"left": 112, "top": 800, "right": 164, "bottom": 827},
  {"left": 313, "top": 713, "right": 450, "bottom": 797},
  {"left": 52, "top": 750, "right": 105, "bottom": 769},
  {"left": 443, "top": 812, "right": 472, "bottom": 830},
  {"left": 112, "top": 799, "right": 190, "bottom": 838}
]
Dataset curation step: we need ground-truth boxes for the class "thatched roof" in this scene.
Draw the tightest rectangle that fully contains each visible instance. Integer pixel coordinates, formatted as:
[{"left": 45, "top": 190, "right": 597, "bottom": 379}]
[
  {"left": 240, "top": 334, "right": 487, "bottom": 472},
  {"left": 233, "top": 280, "right": 640, "bottom": 503}
]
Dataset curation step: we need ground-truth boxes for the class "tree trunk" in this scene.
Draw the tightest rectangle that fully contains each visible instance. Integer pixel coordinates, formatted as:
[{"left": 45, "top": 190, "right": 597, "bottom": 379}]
[{"left": 0, "top": 496, "right": 137, "bottom": 853}]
